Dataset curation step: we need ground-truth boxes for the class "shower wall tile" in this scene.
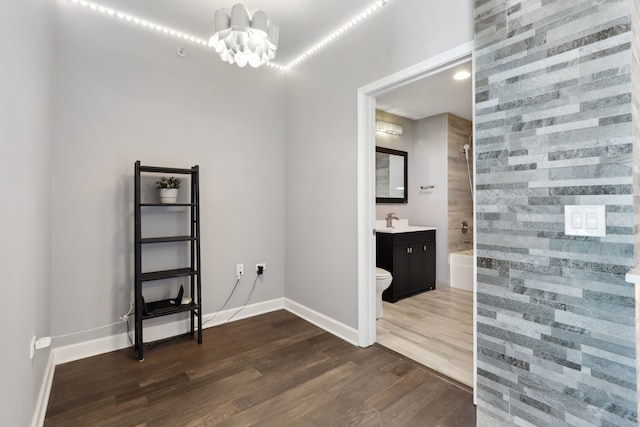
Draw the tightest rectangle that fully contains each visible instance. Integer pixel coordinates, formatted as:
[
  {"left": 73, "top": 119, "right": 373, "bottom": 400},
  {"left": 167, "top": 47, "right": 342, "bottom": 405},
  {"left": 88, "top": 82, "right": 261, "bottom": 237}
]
[
  {"left": 447, "top": 113, "right": 474, "bottom": 254},
  {"left": 474, "top": 0, "right": 638, "bottom": 425}
]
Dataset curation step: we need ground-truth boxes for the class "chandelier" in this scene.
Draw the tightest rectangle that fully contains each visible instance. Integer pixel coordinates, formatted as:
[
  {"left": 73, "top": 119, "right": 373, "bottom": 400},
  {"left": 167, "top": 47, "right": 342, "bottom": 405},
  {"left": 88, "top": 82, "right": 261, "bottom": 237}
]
[{"left": 208, "top": 3, "right": 279, "bottom": 68}]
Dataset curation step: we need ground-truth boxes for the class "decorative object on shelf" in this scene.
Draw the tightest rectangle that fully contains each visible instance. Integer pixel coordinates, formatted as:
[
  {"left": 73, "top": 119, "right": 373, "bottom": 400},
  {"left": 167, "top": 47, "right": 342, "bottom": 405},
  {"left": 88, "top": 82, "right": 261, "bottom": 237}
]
[
  {"left": 142, "top": 285, "right": 184, "bottom": 316},
  {"left": 208, "top": 3, "right": 279, "bottom": 68},
  {"left": 156, "top": 176, "right": 181, "bottom": 203}
]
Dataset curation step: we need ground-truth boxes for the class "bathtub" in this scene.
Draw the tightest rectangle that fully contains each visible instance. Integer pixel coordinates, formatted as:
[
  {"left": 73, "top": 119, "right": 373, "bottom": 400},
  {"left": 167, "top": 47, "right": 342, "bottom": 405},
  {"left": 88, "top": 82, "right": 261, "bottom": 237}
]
[{"left": 449, "top": 249, "right": 474, "bottom": 292}]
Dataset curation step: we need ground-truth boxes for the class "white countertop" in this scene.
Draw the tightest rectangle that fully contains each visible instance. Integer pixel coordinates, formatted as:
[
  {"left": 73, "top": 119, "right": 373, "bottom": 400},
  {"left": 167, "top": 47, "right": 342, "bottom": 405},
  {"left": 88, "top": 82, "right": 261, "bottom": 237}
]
[
  {"left": 376, "top": 226, "right": 437, "bottom": 234},
  {"left": 375, "top": 219, "right": 436, "bottom": 234}
]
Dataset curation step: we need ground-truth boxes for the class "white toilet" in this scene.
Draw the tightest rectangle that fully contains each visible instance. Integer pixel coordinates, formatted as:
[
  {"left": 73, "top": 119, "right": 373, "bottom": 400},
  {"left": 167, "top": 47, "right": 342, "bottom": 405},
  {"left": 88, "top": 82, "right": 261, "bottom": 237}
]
[{"left": 375, "top": 267, "right": 393, "bottom": 319}]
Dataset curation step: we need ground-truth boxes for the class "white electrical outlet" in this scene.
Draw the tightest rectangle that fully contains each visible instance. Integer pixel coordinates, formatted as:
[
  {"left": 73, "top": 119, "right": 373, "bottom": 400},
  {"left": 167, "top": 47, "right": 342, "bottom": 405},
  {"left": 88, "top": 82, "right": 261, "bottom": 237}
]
[
  {"left": 30, "top": 336, "right": 52, "bottom": 360},
  {"left": 256, "top": 263, "right": 266, "bottom": 273},
  {"left": 35, "top": 337, "right": 52, "bottom": 351},
  {"left": 236, "top": 264, "right": 244, "bottom": 279}
]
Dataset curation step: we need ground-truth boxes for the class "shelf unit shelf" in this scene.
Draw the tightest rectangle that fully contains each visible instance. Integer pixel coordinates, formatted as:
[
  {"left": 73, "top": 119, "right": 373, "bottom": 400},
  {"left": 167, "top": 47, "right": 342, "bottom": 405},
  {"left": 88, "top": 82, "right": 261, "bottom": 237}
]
[
  {"left": 139, "top": 165, "right": 194, "bottom": 174},
  {"left": 142, "top": 301, "right": 200, "bottom": 320},
  {"left": 140, "top": 203, "right": 197, "bottom": 207},
  {"left": 134, "top": 160, "right": 202, "bottom": 361},
  {"left": 140, "top": 268, "right": 198, "bottom": 282},
  {"left": 141, "top": 236, "right": 196, "bottom": 244}
]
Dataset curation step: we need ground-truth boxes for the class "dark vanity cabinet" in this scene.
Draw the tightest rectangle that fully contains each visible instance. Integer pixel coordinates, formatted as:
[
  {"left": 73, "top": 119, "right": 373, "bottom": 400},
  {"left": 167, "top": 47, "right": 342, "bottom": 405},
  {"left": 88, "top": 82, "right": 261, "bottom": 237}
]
[{"left": 377, "top": 230, "right": 436, "bottom": 302}]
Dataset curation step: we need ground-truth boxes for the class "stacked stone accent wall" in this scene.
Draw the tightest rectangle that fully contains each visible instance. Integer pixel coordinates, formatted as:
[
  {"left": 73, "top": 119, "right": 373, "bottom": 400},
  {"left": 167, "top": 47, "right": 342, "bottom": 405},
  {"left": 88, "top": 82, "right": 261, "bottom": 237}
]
[
  {"left": 631, "top": 0, "right": 640, "bottom": 417},
  {"left": 474, "top": 0, "right": 637, "bottom": 425}
]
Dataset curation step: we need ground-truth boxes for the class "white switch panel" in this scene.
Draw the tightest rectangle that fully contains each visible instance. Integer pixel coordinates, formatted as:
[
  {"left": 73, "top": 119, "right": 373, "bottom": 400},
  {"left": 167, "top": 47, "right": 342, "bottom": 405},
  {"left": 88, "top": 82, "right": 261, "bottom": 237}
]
[{"left": 564, "top": 205, "right": 606, "bottom": 237}]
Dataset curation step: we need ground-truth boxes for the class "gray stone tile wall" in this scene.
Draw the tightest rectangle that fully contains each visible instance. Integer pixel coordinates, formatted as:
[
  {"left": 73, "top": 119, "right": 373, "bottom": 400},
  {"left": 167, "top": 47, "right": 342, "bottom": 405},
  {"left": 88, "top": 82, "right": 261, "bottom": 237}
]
[
  {"left": 474, "top": 0, "right": 638, "bottom": 425},
  {"left": 631, "top": 0, "right": 640, "bottom": 418}
]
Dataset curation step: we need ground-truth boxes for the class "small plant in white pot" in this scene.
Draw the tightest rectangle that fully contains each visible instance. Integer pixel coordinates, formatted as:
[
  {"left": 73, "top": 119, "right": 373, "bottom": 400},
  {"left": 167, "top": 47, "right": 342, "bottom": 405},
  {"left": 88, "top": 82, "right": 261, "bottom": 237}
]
[{"left": 156, "top": 176, "right": 181, "bottom": 203}]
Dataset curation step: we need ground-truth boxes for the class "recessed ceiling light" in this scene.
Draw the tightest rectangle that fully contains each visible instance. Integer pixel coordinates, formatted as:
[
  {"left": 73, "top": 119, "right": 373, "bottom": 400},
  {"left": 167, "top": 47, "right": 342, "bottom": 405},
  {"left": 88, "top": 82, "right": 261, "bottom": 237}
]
[{"left": 453, "top": 71, "right": 471, "bottom": 80}]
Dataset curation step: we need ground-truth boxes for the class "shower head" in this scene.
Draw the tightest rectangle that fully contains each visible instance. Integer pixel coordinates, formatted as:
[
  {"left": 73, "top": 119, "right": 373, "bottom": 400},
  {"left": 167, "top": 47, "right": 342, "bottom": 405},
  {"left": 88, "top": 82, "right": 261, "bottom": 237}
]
[{"left": 462, "top": 143, "right": 470, "bottom": 162}]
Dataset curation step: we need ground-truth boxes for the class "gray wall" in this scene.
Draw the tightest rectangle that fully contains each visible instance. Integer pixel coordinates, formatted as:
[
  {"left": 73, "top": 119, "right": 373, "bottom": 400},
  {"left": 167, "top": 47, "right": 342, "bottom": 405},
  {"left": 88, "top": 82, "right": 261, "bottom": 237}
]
[
  {"left": 375, "top": 110, "right": 416, "bottom": 221},
  {"left": 0, "top": 0, "right": 53, "bottom": 425},
  {"left": 414, "top": 114, "right": 449, "bottom": 285},
  {"left": 475, "top": 0, "right": 637, "bottom": 425},
  {"left": 51, "top": 5, "right": 286, "bottom": 345},
  {"left": 285, "top": 0, "right": 474, "bottom": 328}
]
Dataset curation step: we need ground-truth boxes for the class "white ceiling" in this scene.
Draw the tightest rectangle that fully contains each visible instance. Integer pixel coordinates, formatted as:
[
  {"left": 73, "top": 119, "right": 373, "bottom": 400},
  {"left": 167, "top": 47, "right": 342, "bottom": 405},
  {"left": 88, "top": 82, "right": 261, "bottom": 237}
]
[
  {"left": 91, "top": 0, "right": 379, "bottom": 67},
  {"left": 376, "top": 62, "right": 473, "bottom": 121},
  {"left": 78, "top": 0, "right": 472, "bottom": 121}
]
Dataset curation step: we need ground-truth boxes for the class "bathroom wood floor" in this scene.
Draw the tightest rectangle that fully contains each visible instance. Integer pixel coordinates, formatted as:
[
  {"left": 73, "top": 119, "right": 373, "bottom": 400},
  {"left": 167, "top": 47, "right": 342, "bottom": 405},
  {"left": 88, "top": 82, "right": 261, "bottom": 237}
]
[
  {"left": 376, "top": 287, "right": 474, "bottom": 387},
  {"left": 45, "top": 310, "right": 475, "bottom": 426}
]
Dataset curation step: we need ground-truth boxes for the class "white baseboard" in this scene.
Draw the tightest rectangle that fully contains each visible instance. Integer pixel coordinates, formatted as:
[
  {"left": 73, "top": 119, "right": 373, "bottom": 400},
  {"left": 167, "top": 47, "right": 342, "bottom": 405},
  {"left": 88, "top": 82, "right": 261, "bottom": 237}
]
[
  {"left": 53, "top": 329, "right": 131, "bottom": 365},
  {"left": 51, "top": 299, "right": 359, "bottom": 365},
  {"left": 200, "top": 297, "right": 284, "bottom": 328},
  {"left": 284, "top": 298, "right": 359, "bottom": 346},
  {"left": 53, "top": 298, "right": 285, "bottom": 365},
  {"left": 42, "top": 297, "right": 358, "bottom": 427},
  {"left": 31, "top": 351, "right": 55, "bottom": 427}
]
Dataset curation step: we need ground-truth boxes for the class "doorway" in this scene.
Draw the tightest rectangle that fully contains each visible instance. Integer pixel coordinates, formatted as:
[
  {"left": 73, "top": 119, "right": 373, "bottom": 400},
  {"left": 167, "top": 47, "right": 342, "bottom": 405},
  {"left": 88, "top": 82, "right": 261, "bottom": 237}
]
[{"left": 356, "top": 41, "right": 476, "bottom": 391}]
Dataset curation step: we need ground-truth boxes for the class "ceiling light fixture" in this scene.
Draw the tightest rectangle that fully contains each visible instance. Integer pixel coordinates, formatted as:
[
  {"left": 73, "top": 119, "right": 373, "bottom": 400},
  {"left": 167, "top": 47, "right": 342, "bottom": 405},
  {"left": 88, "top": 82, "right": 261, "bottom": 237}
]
[
  {"left": 209, "top": 4, "right": 279, "bottom": 68},
  {"left": 453, "top": 70, "right": 471, "bottom": 80},
  {"left": 375, "top": 120, "right": 403, "bottom": 136},
  {"left": 65, "top": 0, "right": 393, "bottom": 72}
]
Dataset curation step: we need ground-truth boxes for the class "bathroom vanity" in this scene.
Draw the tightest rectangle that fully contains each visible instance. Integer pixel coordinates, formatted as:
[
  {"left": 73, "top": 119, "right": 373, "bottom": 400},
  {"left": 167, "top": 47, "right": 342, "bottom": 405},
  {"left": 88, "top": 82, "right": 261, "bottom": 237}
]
[{"left": 376, "top": 225, "right": 436, "bottom": 302}]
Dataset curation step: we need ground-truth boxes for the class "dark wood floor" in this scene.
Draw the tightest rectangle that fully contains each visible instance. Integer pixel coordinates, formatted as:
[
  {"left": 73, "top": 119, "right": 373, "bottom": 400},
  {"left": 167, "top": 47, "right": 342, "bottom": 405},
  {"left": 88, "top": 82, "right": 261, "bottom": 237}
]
[{"left": 45, "top": 310, "right": 475, "bottom": 426}]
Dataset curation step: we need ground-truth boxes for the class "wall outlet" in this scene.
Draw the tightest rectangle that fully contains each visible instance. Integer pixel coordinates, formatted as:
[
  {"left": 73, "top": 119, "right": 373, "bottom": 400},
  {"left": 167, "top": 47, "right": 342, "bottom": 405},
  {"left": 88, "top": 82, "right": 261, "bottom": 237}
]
[
  {"left": 256, "top": 263, "right": 266, "bottom": 274},
  {"left": 35, "top": 337, "right": 52, "bottom": 351},
  {"left": 30, "top": 335, "right": 52, "bottom": 360},
  {"left": 236, "top": 264, "right": 244, "bottom": 279}
]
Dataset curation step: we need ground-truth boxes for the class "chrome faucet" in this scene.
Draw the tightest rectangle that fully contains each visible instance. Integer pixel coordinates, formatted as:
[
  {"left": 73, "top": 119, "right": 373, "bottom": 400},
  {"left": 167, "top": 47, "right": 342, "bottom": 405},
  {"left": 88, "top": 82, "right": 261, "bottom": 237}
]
[{"left": 386, "top": 212, "right": 399, "bottom": 228}]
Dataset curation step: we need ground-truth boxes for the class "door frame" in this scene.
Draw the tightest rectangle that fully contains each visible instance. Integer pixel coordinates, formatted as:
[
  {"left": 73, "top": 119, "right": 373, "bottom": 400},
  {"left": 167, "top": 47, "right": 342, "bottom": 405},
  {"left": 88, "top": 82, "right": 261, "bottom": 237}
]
[{"left": 356, "top": 40, "right": 475, "bottom": 387}]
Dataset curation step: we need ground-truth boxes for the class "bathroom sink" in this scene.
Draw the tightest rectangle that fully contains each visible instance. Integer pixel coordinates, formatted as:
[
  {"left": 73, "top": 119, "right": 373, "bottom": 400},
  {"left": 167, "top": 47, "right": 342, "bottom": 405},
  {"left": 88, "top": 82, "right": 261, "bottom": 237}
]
[
  {"left": 376, "top": 225, "right": 437, "bottom": 234},
  {"left": 375, "top": 219, "right": 436, "bottom": 234}
]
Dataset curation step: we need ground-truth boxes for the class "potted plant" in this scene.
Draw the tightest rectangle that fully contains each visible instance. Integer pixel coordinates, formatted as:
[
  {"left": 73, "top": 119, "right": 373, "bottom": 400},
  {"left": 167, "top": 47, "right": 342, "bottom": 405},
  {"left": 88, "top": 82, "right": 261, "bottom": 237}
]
[{"left": 156, "top": 176, "right": 181, "bottom": 203}]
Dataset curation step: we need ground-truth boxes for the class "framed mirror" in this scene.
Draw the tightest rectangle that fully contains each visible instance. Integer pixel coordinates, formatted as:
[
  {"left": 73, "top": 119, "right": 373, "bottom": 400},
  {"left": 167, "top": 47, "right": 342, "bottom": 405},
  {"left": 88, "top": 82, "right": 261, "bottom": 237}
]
[{"left": 376, "top": 146, "right": 408, "bottom": 204}]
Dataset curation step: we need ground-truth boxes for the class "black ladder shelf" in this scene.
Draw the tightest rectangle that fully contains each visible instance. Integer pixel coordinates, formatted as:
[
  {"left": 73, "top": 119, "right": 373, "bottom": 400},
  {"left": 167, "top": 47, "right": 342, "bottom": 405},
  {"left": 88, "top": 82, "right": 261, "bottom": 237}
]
[{"left": 134, "top": 161, "right": 202, "bottom": 361}]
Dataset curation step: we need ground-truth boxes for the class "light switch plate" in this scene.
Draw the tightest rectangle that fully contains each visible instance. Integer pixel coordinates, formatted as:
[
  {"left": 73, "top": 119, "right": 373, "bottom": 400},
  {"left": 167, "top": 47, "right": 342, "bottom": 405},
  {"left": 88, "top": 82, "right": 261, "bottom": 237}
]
[{"left": 564, "top": 205, "right": 606, "bottom": 237}]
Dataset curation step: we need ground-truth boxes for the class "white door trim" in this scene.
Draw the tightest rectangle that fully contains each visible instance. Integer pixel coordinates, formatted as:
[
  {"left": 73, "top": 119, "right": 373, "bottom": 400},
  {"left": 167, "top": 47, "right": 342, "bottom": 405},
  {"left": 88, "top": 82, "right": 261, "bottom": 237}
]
[{"left": 356, "top": 38, "right": 474, "bottom": 356}]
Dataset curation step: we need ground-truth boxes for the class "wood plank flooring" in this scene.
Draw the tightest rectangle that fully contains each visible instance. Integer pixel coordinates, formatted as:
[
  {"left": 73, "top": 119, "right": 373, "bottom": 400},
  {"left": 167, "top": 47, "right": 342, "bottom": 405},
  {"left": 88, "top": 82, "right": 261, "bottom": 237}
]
[
  {"left": 45, "top": 310, "right": 475, "bottom": 426},
  {"left": 376, "top": 287, "right": 474, "bottom": 387}
]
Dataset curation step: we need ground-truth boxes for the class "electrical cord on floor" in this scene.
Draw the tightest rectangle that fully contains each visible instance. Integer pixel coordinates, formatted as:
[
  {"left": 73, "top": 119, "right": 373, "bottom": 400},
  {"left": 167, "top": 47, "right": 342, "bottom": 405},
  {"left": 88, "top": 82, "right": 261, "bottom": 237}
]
[
  {"left": 124, "top": 277, "right": 244, "bottom": 348},
  {"left": 58, "top": 274, "right": 253, "bottom": 349},
  {"left": 51, "top": 320, "right": 126, "bottom": 340},
  {"left": 125, "top": 315, "right": 134, "bottom": 347},
  {"left": 201, "top": 277, "right": 242, "bottom": 328},
  {"left": 124, "top": 308, "right": 189, "bottom": 349},
  {"left": 143, "top": 334, "right": 187, "bottom": 349},
  {"left": 50, "top": 304, "right": 134, "bottom": 341},
  {"left": 227, "top": 274, "right": 259, "bottom": 323}
]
